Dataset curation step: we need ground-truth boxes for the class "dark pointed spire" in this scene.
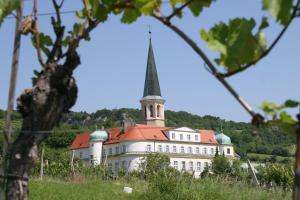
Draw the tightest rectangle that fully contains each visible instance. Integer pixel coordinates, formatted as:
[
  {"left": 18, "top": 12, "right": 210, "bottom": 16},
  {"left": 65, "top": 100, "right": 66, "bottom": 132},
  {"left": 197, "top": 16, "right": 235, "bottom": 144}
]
[{"left": 143, "top": 39, "right": 161, "bottom": 97}]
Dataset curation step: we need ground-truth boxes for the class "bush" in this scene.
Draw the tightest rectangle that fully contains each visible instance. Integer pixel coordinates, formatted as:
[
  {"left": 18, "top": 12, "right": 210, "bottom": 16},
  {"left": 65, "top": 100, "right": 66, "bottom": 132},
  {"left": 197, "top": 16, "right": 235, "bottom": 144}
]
[{"left": 256, "top": 163, "right": 294, "bottom": 189}]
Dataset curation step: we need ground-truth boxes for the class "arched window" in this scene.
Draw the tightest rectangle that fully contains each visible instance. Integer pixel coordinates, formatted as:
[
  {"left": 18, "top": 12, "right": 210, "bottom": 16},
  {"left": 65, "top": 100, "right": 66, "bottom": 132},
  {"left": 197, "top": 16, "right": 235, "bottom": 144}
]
[
  {"left": 144, "top": 106, "right": 147, "bottom": 118},
  {"left": 150, "top": 105, "right": 154, "bottom": 117},
  {"left": 157, "top": 105, "right": 160, "bottom": 117}
]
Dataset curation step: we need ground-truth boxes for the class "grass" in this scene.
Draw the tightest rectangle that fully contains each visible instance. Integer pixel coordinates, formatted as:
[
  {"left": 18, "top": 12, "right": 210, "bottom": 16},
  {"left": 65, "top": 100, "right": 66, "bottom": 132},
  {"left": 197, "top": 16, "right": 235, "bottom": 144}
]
[
  {"left": 29, "top": 177, "right": 291, "bottom": 200},
  {"left": 30, "top": 178, "right": 146, "bottom": 200}
]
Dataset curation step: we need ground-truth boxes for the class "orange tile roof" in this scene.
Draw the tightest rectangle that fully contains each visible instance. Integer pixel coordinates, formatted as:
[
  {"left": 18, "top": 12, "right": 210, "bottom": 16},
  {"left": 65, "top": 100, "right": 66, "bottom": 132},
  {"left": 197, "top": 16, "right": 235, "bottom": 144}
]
[
  {"left": 104, "top": 124, "right": 169, "bottom": 144},
  {"left": 70, "top": 132, "right": 91, "bottom": 150},
  {"left": 198, "top": 130, "right": 218, "bottom": 144},
  {"left": 70, "top": 125, "right": 218, "bottom": 149}
]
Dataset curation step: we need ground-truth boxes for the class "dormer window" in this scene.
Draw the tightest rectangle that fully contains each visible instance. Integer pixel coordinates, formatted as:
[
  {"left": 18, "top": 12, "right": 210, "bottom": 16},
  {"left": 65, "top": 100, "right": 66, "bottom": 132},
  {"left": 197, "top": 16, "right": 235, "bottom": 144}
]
[{"left": 171, "top": 133, "right": 175, "bottom": 139}]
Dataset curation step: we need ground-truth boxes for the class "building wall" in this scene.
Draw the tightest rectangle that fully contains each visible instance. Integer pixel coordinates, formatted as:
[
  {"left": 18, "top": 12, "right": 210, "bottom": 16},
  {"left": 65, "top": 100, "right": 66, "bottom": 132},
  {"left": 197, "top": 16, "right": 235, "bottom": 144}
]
[
  {"left": 73, "top": 141, "right": 235, "bottom": 178},
  {"left": 74, "top": 148, "right": 90, "bottom": 161}
]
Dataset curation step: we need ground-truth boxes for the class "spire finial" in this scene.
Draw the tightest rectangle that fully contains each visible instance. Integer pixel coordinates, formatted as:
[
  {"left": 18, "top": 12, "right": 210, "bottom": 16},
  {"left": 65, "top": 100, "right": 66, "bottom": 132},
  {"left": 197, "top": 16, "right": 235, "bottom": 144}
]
[{"left": 148, "top": 25, "right": 151, "bottom": 40}]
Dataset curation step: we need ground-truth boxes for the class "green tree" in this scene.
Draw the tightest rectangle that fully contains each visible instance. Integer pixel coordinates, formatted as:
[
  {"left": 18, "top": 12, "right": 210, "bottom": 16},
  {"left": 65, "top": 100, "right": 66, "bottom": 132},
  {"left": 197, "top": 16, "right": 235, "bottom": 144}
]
[{"left": 212, "top": 155, "right": 231, "bottom": 175}]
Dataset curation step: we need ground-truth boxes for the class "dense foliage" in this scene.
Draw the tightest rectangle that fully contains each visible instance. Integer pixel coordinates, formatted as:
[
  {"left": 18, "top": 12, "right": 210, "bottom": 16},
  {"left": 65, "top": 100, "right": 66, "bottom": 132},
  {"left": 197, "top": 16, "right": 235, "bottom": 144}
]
[{"left": 0, "top": 108, "right": 294, "bottom": 161}]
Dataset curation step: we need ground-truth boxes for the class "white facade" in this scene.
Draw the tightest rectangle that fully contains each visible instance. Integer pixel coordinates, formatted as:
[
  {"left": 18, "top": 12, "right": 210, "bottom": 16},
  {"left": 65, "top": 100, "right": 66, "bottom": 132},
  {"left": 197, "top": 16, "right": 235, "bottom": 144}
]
[{"left": 73, "top": 127, "right": 235, "bottom": 178}]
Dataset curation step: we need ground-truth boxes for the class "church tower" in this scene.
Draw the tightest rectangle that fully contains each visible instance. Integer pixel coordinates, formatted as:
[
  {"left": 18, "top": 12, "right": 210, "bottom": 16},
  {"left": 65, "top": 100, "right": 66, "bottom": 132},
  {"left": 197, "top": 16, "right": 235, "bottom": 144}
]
[{"left": 140, "top": 38, "right": 165, "bottom": 127}]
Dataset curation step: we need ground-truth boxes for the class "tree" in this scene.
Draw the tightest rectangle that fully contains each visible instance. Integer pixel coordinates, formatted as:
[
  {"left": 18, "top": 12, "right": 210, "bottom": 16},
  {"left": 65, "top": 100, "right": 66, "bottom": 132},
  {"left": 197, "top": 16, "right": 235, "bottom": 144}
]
[{"left": 212, "top": 155, "right": 231, "bottom": 175}]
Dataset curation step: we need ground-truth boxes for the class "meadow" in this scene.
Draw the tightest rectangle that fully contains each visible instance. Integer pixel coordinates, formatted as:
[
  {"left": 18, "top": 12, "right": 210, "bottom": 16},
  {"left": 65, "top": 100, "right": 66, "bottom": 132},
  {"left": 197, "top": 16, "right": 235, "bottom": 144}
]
[{"left": 29, "top": 177, "right": 291, "bottom": 200}]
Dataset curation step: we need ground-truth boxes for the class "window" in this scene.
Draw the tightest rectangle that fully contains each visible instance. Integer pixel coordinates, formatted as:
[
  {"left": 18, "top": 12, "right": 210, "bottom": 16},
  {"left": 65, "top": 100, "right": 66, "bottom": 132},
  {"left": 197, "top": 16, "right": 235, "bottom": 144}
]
[
  {"left": 144, "top": 106, "right": 147, "bottom": 118},
  {"left": 197, "top": 162, "right": 201, "bottom": 171},
  {"left": 196, "top": 147, "right": 200, "bottom": 154},
  {"left": 158, "top": 145, "right": 162, "bottom": 152},
  {"left": 90, "top": 155, "right": 93, "bottom": 160},
  {"left": 227, "top": 148, "right": 231, "bottom": 154},
  {"left": 189, "top": 161, "right": 193, "bottom": 171},
  {"left": 122, "top": 160, "right": 127, "bottom": 168},
  {"left": 210, "top": 148, "right": 214, "bottom": 155},
  {"left": 174, "top": 161, "right": 178, "bottom": 169},
  {"left": 187, "top": 134, "right": 191, "bottom": 140},
  {"left": 180, "top": 146, "right": 185, "bottom": 153},
  {"left": 180, "top": 134, "right": 183, "bottom": 140},
  {"left": 146, "top": 144, "right": 151, "bottom": 152},
  {"left": 172, "top": 133, "right": 175, "bottom": 140},
  {"left": 122, "top": 145, "right": 126, "bottom": 153},
  {"left": 79, "top": 152, "right": 82, "bottom": 158},
  {"left": 165, "top": 145, "right": 170, "bottom": 153},
  {"left": 157, "top": 105, "right": 160, "bottom": 117},
  {"left": 195, "top": 135, "right": 199, "bottom": 141},
  {"left": 188, "top": 146, "right": 192, "bottom": 154},
  {"left": 173, "top": 146, "right": 177, "bottom": 153},
  {"left": 150, "top": 105, "right": 154, "bottom": 117},
  {"left": 203, "top": 147, "right": 207, "bottom": 154},
  {"left": 115, "top": 162, "right": 119, "bottom": 172},
  {"left": 109, "top": 148, "right": 112, "bottom": 155},
  {"left": 181, "top": 161, "right": 186, "bottom": 171},
  {"left": 116, "top": 146, "right": 119, "bottom": 154},
  {"left": 103, "top": 149, "right": 106, "bottom": 156}
]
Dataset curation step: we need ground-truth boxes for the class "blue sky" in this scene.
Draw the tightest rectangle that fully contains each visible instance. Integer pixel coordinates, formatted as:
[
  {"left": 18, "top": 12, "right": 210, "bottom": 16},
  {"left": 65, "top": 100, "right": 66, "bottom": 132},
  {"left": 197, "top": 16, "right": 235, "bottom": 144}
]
[{"left": 0, "top": 0, "right": 299, "bottom": 122}]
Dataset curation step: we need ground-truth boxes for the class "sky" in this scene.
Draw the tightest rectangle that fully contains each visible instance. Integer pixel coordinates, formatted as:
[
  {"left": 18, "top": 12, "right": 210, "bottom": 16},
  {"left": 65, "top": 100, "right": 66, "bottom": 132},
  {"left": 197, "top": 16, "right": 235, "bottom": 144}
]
[{"left": 0, "top": 0, "right": 299, "bottom": 123}]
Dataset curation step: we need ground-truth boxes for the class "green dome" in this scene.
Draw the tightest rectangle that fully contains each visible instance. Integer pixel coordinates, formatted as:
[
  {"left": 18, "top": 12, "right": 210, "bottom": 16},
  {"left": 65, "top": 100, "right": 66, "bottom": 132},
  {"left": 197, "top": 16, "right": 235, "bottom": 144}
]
[
  {"left": 215, "top": 132, "right": 231, "bottom": 145},
  {"left": 90, "top": 130, "right": 108, "bottom": 142}
]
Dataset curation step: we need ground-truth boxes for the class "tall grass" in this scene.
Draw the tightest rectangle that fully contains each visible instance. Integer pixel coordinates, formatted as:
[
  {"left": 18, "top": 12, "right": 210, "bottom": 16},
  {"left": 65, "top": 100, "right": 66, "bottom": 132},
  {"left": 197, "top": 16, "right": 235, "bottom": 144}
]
[{"left": 30, "top": 177, "right": 291, "bottom": 200}]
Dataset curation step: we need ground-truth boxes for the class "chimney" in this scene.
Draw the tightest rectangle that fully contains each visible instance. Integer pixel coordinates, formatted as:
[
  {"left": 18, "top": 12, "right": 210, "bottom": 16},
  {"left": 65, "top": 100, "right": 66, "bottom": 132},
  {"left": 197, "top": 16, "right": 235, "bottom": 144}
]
[{"left": 122, "top": 113, "right": 134, "bottom": 132}]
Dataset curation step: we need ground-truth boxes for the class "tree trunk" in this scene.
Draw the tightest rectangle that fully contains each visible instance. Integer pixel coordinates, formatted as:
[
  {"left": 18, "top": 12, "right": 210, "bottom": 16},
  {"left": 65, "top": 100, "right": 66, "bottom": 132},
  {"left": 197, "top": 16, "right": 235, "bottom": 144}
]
[{"left": 5, "top": 62, "right": 78, "bottom": 199}]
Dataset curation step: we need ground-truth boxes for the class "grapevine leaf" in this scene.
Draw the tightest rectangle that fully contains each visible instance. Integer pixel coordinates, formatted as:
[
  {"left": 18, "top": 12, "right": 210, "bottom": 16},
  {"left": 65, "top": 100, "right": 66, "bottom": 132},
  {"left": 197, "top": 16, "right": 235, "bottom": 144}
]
[
  {"left": 262, "top": 0, "right": 293, "bottom": 25},
  {"left": 201, "top": 18, "right": 268, "bottom": 72},
  {"left": 188, "top": 0, "right": 212, "bottom": 16},
  {"left": 121, "top": 8, "right": 141, "bottom": 24}
]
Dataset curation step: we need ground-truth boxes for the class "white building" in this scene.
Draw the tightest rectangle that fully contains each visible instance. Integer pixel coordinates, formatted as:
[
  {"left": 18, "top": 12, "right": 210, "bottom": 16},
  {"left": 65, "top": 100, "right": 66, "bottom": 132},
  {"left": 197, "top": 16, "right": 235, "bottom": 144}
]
[{"left": 70, "top": 39, "right": 235, "bottom": 178}]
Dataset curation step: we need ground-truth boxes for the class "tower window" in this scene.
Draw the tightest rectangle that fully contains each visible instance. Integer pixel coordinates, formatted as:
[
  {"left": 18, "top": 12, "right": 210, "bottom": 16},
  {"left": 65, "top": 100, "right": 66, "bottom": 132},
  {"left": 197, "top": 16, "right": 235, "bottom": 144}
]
[
  {"left": 157, "top": 105, "right": 160, "bottom": 117},
  {"left": 227, "top": 148, "right": 231, "bottom": 154},
  {"left": 144, "top": 106, "right": 147, "bottom": 118},
  {"left": 150, "top": 105, "right": 154, "bottom": 117}
]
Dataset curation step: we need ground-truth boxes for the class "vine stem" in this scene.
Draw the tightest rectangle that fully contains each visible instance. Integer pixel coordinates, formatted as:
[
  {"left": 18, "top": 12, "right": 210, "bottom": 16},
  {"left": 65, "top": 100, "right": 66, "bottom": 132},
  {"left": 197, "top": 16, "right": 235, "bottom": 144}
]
[{"left": 152, "top": 13, "right": 255, "bottom": 117}]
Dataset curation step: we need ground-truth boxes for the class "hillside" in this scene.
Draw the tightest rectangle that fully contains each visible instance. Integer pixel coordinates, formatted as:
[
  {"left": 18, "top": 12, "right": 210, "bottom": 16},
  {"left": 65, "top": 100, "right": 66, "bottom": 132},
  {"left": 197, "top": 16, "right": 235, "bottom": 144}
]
[{"left": 0, "top": 108, "right": 295, "bottom": 160}]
